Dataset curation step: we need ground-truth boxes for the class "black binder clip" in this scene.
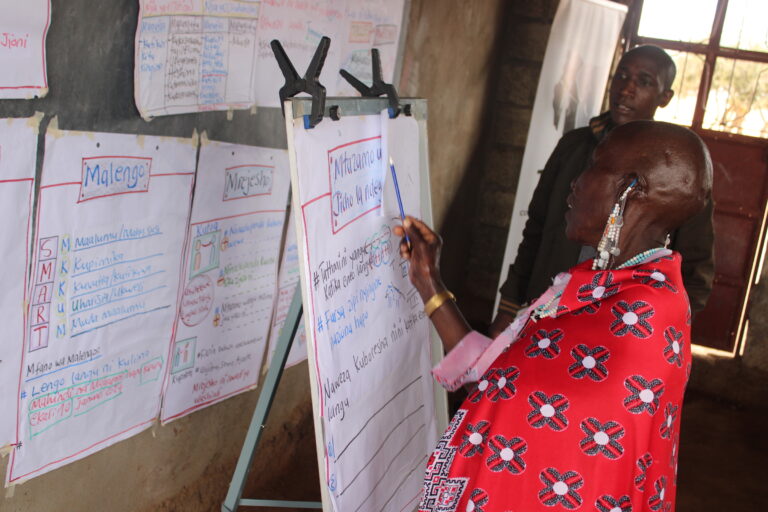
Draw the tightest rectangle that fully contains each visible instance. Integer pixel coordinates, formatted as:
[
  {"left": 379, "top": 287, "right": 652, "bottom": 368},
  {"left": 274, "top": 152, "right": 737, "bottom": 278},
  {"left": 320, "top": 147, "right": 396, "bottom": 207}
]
[
  {"left": 271, "top": 36, "right": 330, "bottom": 129},
  {"left": 340, "top": 48, "right": 410, "bottom": 118}
]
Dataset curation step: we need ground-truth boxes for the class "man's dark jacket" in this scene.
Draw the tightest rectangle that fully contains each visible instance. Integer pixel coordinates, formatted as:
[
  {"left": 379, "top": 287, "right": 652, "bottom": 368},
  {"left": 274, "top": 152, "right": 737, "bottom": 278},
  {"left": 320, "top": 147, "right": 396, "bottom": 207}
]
[{"left": 498, "top": 113, "right": 715, "bottom": 314}]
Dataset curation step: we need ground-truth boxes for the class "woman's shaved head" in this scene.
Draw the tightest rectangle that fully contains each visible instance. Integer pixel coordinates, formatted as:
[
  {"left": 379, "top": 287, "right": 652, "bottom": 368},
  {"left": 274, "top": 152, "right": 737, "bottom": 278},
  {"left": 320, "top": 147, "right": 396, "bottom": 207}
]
[
  {"left": 566, "top": 121, "right": 712, "bottom": 249},
  {"left": 604, "top": 120, "right": 712, "bottom": 231}
]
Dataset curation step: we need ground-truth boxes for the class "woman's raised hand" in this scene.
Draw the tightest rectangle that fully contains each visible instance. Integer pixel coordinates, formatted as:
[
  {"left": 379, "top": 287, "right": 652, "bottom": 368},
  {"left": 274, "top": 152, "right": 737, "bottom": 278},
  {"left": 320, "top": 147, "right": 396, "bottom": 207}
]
[
  {"left": 393, "top": 216, "right": 446, "bottom": 301},
  {"left": 394, "top": 216, "right": 472, "bottom": 351}
]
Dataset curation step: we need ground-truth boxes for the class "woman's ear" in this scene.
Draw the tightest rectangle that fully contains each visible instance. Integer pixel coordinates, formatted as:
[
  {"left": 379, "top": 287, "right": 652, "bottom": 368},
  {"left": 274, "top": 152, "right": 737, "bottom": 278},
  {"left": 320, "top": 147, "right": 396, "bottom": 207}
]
[{"left": 619, "top": 173, "right": 646, "bottom": 200}]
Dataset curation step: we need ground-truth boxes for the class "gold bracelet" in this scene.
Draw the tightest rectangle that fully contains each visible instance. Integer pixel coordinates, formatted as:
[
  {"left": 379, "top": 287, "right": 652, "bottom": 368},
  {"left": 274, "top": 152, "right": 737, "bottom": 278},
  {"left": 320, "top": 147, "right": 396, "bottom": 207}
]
[{"left": 424, "top": 290, "right": 456, "bottom": 317}]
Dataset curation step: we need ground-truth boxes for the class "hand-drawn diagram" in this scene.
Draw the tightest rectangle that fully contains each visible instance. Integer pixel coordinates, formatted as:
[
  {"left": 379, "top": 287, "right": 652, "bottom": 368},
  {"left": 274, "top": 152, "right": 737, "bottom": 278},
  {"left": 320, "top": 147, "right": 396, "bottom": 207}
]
[{"left": 160, "top": 138, "right": 290, "bottom": 423}]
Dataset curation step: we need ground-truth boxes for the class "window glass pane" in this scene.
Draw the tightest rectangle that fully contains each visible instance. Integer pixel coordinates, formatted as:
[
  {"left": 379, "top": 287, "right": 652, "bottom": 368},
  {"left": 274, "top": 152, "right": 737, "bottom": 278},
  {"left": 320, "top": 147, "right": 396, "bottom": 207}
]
[
  {"left": 703, "top": 58, "right": 768, "bottom": 138},
  {"left": 653, "top": 51, "right": 705, "bottom": 127},
  {"left": 720, "top": 0, "right": 768, "bottom": 52},
  {"left": 637, "top": 0, "right": 717, "bottom": 44}
]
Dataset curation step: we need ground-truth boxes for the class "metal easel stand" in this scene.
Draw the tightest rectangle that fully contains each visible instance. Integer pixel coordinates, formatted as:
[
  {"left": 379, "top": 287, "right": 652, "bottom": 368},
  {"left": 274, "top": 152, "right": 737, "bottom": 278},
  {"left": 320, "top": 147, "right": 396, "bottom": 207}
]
[
  {"left": 221, "top": 286, "right": 320, "bottom": 511},
  {"left": 222, "top": 35, "right": 334, "bottom": 512}
]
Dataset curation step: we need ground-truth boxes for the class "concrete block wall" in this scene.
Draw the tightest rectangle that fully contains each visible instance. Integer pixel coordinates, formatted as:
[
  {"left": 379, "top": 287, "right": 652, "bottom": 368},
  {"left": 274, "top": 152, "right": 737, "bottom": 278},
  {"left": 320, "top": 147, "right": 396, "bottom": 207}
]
[{"left": 453, "top": 0, "right": 560, "bottom": 327}]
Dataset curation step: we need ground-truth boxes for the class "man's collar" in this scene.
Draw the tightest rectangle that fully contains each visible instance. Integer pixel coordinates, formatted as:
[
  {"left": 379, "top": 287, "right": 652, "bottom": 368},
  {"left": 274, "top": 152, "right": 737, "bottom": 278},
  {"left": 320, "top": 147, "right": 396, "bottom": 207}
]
[{"left": 589, "top": 111, "right": 615, "bottom": 142}]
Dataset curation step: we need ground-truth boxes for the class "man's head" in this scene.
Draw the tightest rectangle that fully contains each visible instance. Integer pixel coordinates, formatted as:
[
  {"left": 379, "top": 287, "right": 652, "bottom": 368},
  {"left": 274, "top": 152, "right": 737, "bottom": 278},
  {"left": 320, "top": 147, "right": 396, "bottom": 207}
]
[{"left": 609, "top": 45, "right": 676, "bottom": 125}]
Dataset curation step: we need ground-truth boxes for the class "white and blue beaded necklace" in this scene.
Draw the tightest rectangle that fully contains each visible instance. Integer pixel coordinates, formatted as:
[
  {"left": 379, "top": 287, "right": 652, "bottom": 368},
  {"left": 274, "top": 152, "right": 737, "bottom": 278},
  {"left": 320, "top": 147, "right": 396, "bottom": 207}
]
[{"left": 532, "top": 247, "right": 667, "bottom": 320}]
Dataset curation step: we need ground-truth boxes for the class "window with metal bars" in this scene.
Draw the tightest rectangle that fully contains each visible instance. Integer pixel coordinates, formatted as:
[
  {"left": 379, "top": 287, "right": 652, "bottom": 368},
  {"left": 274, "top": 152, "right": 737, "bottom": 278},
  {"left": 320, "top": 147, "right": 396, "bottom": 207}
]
[{"left": 623, "top": 0, "right": 767, "bottom": 139}]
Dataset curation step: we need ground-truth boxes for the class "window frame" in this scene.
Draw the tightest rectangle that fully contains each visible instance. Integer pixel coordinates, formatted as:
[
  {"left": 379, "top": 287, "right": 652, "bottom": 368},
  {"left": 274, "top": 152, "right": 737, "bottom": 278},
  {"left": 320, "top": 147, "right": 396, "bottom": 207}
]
[{"left": 623, "top": 0, "right": 768, "bottom": 144}]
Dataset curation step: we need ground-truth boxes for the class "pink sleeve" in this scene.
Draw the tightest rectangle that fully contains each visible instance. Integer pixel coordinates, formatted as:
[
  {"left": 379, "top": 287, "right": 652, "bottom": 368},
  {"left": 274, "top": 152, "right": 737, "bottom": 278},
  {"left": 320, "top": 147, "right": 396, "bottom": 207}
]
[{"left": 432, "top": 329, "right": 515, "bottom": 392}]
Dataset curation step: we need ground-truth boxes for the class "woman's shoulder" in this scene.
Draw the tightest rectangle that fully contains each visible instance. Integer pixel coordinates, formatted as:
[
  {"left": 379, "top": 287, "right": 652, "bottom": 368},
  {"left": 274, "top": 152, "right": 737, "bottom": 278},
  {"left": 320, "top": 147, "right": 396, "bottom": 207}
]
[{"left": 558, "top": 251, "right": 689, "bottom": 322}]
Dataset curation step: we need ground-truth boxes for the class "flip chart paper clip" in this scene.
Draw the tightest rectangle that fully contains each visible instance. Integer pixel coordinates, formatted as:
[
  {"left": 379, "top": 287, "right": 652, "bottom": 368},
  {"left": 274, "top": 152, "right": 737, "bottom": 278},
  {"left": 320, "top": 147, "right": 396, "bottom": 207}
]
[
  {"left": 339, "top": 48, "right": 410, "bottom": 119},
  {"left": 271, "top": 36, "right": 330, "bottom": 129}
]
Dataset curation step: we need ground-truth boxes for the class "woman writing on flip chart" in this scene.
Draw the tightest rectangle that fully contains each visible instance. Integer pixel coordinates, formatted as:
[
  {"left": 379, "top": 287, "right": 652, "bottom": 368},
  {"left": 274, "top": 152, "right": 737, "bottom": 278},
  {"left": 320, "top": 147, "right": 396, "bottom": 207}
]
[{"left": 395, "top": 120, "right": 711, "bottom": 512}]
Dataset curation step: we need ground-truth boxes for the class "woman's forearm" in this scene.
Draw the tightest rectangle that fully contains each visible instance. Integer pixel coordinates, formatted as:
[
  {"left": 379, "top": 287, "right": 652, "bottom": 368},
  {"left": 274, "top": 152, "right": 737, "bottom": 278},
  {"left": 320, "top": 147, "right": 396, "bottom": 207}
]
[{"left": 425, "top": 295, "right": 472, "bottom": 353}]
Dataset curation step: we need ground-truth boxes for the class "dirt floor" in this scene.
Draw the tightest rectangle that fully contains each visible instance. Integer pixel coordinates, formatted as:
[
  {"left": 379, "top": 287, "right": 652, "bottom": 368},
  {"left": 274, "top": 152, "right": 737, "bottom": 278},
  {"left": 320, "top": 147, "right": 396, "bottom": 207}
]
[
  {"left": 167, "top": 387, "right": 764, "bottom": 512},
  {"left": 676, "top": 389, "right": 767, "bottom": 511}
]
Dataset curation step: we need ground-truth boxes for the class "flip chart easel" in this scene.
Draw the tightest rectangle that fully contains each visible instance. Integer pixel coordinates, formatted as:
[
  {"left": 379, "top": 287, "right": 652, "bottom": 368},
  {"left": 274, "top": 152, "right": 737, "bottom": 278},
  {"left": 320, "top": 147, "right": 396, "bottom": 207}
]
[
  {"left": 222, "top": 96, "right": 447, "bottom": 511},
  {"left": 221, "top": 285, "right": 315, "bottom": 511}
]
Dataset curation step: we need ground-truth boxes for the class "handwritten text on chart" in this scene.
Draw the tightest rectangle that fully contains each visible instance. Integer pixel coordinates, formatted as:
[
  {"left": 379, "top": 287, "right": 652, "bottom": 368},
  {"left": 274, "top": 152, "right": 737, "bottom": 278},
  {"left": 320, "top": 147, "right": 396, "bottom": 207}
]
[
  {"left": 27, "top": 222, "right": 172, "bottom": 350},
  {"left": 327, "top": 137, "right": 383, "bottom": 233},
  {"left": 223, "top": 165, "right": 273, "bottom": 200},
  {"left": 79, "top": 157, "right": 152, "bottom": 202},
  {"left": 142, "top": 0, "right": 261, "bottom": 16},
  {"left": 0, "top": 32, "right": 29, "bottom": 49},
  {"left": 25, "top": 353, "right": 163, "bottom": 438}
]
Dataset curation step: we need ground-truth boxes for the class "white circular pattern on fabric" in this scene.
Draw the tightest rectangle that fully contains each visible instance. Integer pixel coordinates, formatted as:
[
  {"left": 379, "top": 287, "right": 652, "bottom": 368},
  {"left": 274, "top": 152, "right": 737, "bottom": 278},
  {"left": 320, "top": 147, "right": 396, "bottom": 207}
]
[
  {"left": 623, "top": 312, "right": 639, "bottom": 325},
  {"left": 466, "top": 500, "right": 475, "bottom": 512},
  {"left": 592, "top": 286, "right": 606, "bottom": 299},
  {"left": 540, "top": 404, "right": 556, "bottom": 417},
  {"left": 672, "top": 341, "right": 680, "bottom": 354},
  {"left": 478, "top": 380, "right": 489, "bottom": 391},
  {"left": 639, "top": 389, "right": 655, "bottom": 403},
  {"left": 667, "top": 416, "right": 673, "bottom": 427},
  {"left": 660, "top": 487, "right": 666, "bottom": 500},
  {"left": 553, "top": 481, "right": 569, "bottom": 496},
  {"left": 582, "top": 356, "right": 596, "bottom": 369},
  {"left": 497, "top": 377, "right": 507, "bottom": 388},
  {"left": 469, "top": 432, "right": 483, "bottom": 445},
  {"left": 594, "top": 431, "right": 610, "bottom": 445},
  {"left": 610, "top": 508, "right": 622, "bottom": 512},
  {"left": 538, "top": 338, "right": 551, "bottom": 349},
  {"left": 651, "top": 271, "right": 666, "bottom": 282},
  {"left": 500, "top": 448, "right": 515, "bottom": 461}
]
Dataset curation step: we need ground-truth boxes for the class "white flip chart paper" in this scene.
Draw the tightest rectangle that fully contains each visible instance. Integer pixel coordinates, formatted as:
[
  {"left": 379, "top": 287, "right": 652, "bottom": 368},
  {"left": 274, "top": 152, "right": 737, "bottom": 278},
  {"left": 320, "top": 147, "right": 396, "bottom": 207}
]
[
  {"left": 333, "top": 0, "right": 406, "bottom": 97},
  {"left": 135, "top": 0, "right": 262, "bottom": 117},
  {"left": 161, "top": 138, "right": 290, "bottom": 422},
  {"left": 289, "top": 110, "right": 436, "bottom": 511},
  {"left": 0, "top": 0, "right": 51, "bottom": 99},
  {"left": 254, "top": 0, "right": 406, "bottom": 107},
  {"left": 7, "top": 128, "right": 197, "bottom": 484},
  {"left": 0, "top": 117, "right": 40, "bottom": 448},
  {"left": 266, "top": 219, "right": 308, "bottom": 369}
]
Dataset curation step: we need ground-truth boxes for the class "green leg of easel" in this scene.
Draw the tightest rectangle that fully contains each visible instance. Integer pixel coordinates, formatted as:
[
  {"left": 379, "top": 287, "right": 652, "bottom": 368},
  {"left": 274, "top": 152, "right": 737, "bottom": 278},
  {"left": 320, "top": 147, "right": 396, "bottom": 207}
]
[{"left": 222, "top": 286, "right": 322, "bottom": 511}]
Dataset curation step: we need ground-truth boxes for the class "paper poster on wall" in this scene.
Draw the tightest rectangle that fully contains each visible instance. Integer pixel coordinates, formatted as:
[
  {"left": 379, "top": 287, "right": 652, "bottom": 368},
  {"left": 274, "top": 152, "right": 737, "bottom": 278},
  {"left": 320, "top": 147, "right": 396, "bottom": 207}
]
[
  {"left": 288, "top": 110, "right": 436, "bottom": 511},
  {"left": 161, "top": 137, "right": 290, "bottom": 422},
  {"left": 253, "top": 0, "right": 344, "bottom": 108},
  {"left": 266, "top": 219, "right": 307, "bottom": 369},
  {"left": 0, "top": 117, "right": 40, "bottom": 448},
  {"left": 254, "top": 0, "right": 406, "bottom": 107},
  {"left": 0, "top": 0, "right": 51, "bottom": 99},
  {"left": 7, "top": 127, "right": 197, "bottom": 484},
  {"left": 134, "top": 0, "right": 262, "bottom": 118},
  {"left": 334, "top": 0, "right": 406, "bottom": 97}
]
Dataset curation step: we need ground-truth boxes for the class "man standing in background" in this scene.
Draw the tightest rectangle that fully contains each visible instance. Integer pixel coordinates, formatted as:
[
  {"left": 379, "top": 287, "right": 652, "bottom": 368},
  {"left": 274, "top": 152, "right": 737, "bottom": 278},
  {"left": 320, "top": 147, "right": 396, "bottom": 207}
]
[{"left": 490, "top": 45, "right": 715, "bottom": 337}]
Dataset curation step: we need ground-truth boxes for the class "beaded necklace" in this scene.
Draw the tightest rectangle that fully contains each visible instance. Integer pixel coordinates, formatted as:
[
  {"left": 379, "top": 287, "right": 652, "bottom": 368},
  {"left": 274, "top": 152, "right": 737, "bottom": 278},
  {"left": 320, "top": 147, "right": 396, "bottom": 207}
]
[
  {"left": 531, "top": 247, "right": 666, "bottom": 320},
  {"left": 616, "top": 247, "right": 665, "bottom": 269}
]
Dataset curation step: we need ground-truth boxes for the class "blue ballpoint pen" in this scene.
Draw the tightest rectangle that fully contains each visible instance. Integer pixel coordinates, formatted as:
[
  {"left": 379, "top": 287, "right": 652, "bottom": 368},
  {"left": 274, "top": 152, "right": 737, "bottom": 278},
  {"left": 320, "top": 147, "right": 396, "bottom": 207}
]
[{"left": 389, "top": 156, "right": 412, "bottom": 251}]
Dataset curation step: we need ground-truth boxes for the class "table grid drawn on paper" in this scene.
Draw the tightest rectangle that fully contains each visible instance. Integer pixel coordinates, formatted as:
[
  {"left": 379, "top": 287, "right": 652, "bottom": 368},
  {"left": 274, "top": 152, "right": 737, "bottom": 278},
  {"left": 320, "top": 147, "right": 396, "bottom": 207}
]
[
  {"left": 136, "top": 0, "right": 261, "bottom": 117},
  {"left": 9, "top": 130, "right": 197, "bottom": 484}
]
